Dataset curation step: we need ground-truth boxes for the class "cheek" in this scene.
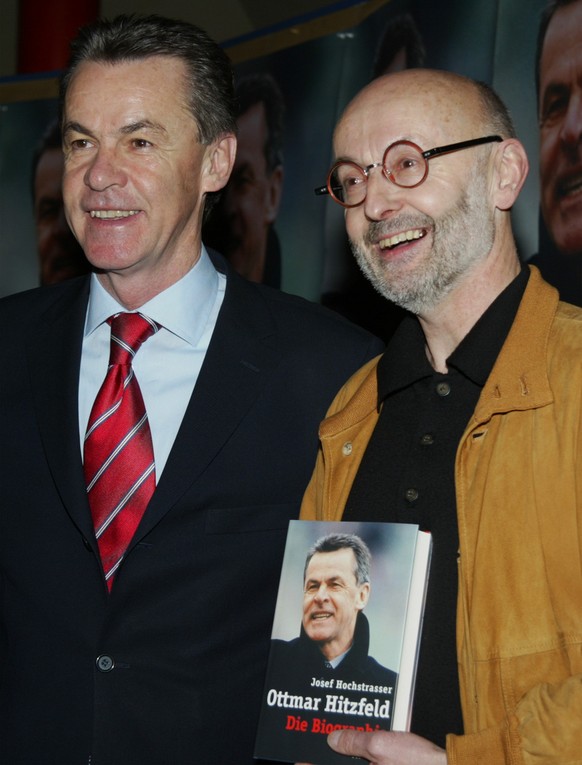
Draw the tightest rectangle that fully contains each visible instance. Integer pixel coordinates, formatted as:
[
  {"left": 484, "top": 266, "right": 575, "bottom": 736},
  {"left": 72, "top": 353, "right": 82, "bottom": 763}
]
[
  {"left": 344, "top": 209, "right": 364, "bottom": 242},
  {"left": 539, "top": 130, "right": 559, "bottom": 179},
  {"left": 238, "top": 193, "right": 257, "bottom": 215},
  {"left": 62, "top": 172, "right": 81, "bottom": 214},
  {"left": 238, "top": 179, "right": 265, "bottom": 204},
  {"left": 36, "top": 222, "right": 51, "bottom": 247}
]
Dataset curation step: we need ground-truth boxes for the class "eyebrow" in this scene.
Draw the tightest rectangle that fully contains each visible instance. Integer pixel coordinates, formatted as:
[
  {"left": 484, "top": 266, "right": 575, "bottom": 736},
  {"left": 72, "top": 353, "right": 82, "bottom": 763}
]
[
  {"left": 232, "top": 161, "right": 255, "bottom": 176},
  {"left": 333, "top": 138, "right": 418, "bottom": 164},
  {"left": 120, "top": 120, "right": 168, "bottom": 138},
  {"left": 305, "top": 575, "right": 346, "bottom": 586},
  {"left": 62, "top": 121, "right": 88, "bottom": 138},
  {"left": 62, "top": 119, "right": 169, "bottom": 139}
]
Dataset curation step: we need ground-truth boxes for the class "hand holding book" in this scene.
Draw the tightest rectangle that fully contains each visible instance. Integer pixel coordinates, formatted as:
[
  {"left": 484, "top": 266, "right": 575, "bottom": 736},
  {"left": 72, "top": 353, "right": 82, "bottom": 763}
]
[{"left": 327, "top": 729, "right": 446, "bottom": 764}]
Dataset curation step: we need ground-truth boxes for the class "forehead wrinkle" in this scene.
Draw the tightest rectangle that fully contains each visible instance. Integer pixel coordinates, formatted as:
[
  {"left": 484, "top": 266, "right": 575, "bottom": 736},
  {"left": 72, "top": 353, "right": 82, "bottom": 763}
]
[
  {"left": 337, "top": 69, "right": 485, "bottom": 151},
  {"left": 62, "top": 120, "right": 90, "bottom": 138},
  {"left": 120, "top": 120, "right": 169, "bottom": 138},
  {"left": 62, "top": 118, "right": 171, "bottom": 145}
]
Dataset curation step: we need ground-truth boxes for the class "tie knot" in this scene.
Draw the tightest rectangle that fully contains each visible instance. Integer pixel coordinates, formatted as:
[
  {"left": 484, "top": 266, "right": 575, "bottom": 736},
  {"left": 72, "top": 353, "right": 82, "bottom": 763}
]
[{"left": 109, "top": 313, "right": 158, "bottom": 366}]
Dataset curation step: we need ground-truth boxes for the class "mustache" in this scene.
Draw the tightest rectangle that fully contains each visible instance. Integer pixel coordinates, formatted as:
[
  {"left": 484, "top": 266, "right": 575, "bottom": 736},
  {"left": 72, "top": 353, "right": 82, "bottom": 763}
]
[{"left": 363, "top": 213, "right": 434, "bottom": 246}]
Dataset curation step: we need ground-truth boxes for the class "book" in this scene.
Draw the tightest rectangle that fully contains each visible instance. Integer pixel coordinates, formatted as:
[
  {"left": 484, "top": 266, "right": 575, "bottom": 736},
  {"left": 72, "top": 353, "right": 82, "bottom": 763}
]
[{"left": 254, "top": 520, "right": 432, "bottom": 765}]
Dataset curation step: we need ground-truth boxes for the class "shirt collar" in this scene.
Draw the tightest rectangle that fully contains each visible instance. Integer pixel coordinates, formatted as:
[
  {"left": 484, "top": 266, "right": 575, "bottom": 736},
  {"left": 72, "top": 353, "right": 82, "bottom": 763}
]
[
  {"left": 327, "top": 645, "right": 352, "bottom": 669},
  {"left": 377, "top": 266, "right": 530, "bottom": 404},
  {"left": 84, "top": 245, "right": 220, "bottom": 347}
]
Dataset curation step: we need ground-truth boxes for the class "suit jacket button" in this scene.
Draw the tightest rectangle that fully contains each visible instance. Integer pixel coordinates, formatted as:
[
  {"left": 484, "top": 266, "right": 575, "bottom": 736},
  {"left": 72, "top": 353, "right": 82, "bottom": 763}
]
[{"left": 96, "top": 655, "right": 115, "bottom": 672}]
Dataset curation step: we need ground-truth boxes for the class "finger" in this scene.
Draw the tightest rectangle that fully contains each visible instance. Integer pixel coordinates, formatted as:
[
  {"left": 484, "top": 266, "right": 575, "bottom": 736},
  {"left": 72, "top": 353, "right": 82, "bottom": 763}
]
[{"left": 328, "top": 729, "right": 372, "bottom": 756}]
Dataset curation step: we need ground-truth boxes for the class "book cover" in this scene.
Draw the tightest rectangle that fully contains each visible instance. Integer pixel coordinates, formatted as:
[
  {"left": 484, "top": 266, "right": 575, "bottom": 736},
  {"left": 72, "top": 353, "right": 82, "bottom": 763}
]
[{"left": 254, "top": 520, "right": 431, "bottom": 765}]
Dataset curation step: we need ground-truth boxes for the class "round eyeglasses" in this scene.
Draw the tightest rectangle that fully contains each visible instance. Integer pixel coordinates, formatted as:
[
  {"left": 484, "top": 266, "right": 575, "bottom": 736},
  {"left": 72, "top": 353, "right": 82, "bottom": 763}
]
[{"left": 314, "top": 135, "right": 502, "bottom": 208}]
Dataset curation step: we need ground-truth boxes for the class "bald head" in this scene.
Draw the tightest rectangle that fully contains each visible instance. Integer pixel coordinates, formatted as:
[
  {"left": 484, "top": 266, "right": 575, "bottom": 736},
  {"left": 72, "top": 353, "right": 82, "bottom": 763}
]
[{"left": 335, "top": 69, "right": 515, "bottom": 155}]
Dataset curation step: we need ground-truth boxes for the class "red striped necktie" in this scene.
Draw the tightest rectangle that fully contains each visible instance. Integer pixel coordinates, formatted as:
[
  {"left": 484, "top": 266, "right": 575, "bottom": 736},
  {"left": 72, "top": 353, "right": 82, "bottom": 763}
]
[{"left": 84, "top": 312, "right": 159, "bottom": 590}]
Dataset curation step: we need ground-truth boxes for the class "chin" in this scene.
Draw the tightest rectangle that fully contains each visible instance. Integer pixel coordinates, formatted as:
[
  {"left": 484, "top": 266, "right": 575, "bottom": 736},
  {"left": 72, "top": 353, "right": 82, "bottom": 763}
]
[{"left": 308, "top": 631, "right": 333, "bottom": 646}]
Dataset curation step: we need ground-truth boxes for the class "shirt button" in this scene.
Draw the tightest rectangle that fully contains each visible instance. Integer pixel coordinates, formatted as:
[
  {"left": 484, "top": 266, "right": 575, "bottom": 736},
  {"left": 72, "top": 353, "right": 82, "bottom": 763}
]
[
  {"left": 436, "top": 382, "right": 451, "bottom": 397},
  {"left": 420, "top": 433, "right": 434, "bottom": 446},
  {"left": 405, "top": 488, "right": 419, "bottom": 502},
  {"left": 342, "top": 442, "right": 353, "bottom": 456},
  {"left": 96, "top": 655, "right": 115, "bottom": 672}
]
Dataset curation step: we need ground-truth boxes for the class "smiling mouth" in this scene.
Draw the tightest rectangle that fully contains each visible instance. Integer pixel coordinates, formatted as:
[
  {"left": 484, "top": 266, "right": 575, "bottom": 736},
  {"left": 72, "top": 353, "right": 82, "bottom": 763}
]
[
  {"left": 310, "top": 612, "right": 333, "bottom": 621},
  {"left": 379, "top": 228, "right": 426, "bottom": 250},
  {"left": 557, "top": 173, "right": 582, "bottom": 201},
  {"left": 89, "top": 210, "right": 140, "bottom": 219}
]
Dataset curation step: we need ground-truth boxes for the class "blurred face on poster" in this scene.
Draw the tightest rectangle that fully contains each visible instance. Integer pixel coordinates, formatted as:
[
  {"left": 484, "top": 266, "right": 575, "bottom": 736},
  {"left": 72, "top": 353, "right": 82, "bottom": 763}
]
[
  {"left": 34, "top": 145, "right": 90, "bottom": 285},
  {"left": 205, "top": 100, "right": 283, "bottom": 283},
  {"left": 219, "top": 102, "right": 283, "bottom": 281},
  {"left": 539, "top": 0, "right": 582, "bottom": 257},
  {"left": 302, "top": 547, "right": 370, "bottom": 661}
]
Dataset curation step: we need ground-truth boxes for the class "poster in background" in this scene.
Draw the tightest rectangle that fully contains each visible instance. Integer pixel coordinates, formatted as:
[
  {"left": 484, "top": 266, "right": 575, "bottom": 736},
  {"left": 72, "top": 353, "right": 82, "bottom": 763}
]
[
  {"left": 0, "top": 0, "right": 548, "bottom": 304},
  {"left": 221, "top": 0, "right": 546, "bottom": 311},
  {"left": 0, "top": 93, "right": 58, "bottom": 296}
]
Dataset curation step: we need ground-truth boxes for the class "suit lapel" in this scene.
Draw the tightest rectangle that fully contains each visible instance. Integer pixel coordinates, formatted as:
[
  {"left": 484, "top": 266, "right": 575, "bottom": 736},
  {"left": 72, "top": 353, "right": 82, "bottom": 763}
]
[
  {"left": 27, "top": 279, "right": 96, "bottom": 542},
  {"left": 133, "top": 269, "right": 282, "bottom": 540},
  {"left": 24, "top": 267, "right": 283, "bottom": 552}
]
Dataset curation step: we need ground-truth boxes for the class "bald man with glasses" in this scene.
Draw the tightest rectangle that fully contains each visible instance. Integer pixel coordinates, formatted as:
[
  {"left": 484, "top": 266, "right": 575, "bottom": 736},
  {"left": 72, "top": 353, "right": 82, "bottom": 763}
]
[{"left": 301, "top": 68, "right": 582, "bottom": 765}]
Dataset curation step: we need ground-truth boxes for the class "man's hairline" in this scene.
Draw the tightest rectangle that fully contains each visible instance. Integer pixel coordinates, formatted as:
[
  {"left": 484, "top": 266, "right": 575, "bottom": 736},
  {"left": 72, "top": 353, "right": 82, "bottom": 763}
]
[
  {"left": 61, "top": 53, "right": 226, "bottom": 148},
  {"left": 303, "top": 547, "right": 363, "bottom": 588}
]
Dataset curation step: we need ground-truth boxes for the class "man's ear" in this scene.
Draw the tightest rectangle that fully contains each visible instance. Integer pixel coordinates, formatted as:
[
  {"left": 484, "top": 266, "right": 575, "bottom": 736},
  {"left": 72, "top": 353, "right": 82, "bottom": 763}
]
[
  {"left": 265, "top": 165, "right": 284, "bottom": 224},
  {"left": 493, "top": 138, "right": 529, "bottom": 211},
  {"left": 356, "top": 582, "right": 370, "bottom": 611},
  {"left": 203, "top": 133, "right": 237, "bottom": 193}
]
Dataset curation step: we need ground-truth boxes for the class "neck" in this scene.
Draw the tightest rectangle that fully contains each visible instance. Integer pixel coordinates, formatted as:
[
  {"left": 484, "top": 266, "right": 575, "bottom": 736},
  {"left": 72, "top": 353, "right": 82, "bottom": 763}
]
[
  {"left": 319, "top": 637, "right": 353, "bottom": 663},
  {"left": 418, "top": 239, "right": 521, "bottom": 373},
  {"left": 97, "top": 248, "right": 201, "bottom": 310}
]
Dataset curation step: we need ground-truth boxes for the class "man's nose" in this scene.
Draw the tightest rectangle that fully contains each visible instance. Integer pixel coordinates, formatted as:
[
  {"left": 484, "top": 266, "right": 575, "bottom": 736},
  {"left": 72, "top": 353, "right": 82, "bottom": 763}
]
[
  {"left": 362, "top": 168, "right": 404, "bottom": 221},
  {"left": 559, "top": 91, "right": 582, "bottom": 148},
  {"left": 314, "top": 584, "right": 330, "bottom": 602},
  {"left": 84, "top": 147, "right": 127, "bottom": 192}
]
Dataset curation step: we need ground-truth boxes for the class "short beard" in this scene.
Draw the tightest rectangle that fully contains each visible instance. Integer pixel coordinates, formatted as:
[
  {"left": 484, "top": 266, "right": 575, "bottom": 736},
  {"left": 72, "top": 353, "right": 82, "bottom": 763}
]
[{"left": 349, "top": 172, "right": 496, "bottom": 315}]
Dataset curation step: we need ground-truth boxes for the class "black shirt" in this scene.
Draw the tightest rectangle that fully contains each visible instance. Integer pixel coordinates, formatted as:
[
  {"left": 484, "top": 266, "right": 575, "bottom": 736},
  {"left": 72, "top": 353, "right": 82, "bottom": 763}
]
[{"left": 343, "top": 267, "right": 529, "bottom": 746}]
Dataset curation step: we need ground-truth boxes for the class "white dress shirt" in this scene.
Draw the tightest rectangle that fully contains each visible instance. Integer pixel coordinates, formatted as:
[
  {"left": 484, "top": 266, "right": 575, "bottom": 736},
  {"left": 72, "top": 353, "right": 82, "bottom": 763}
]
[{"left": 78, "top": 247, "right": 226, "bottom": 480}]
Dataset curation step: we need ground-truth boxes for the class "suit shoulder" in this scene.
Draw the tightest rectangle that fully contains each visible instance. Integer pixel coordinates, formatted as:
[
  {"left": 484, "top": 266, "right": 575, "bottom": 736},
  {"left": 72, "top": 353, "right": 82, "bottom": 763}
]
[
  {"left": 364, "top": 655, "right": 398, "bottom": 687},
  {"left": 0, "top": 278, "right": 88, "bottom": 324},
  {"left": 253, "top": 281, "right": 384, "bottom": 348}
]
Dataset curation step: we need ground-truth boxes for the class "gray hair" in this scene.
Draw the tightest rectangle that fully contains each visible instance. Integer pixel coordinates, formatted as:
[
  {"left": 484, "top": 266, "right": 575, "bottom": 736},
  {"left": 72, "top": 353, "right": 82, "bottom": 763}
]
[
  {"left": 304, "top": 533, "right": 371, "bottom": 586},
  {"left": 59, "top": 14, "right": 236, "bottom": 146},
  {"left": 474, "top": 79, "right": 517, "bottom": 139}
]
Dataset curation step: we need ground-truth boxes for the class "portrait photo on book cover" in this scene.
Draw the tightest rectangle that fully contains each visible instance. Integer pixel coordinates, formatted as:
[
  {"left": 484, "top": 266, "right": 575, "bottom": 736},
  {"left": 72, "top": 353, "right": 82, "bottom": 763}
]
[{"left": 255, "top": 520, "right": 428, "bottom": 765}]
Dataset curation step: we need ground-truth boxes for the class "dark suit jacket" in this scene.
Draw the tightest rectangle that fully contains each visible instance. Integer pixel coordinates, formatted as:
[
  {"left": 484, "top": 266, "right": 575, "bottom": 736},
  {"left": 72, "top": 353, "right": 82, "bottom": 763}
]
[{"left": 0, "top": 257, "right": 382, "bottom": 765}]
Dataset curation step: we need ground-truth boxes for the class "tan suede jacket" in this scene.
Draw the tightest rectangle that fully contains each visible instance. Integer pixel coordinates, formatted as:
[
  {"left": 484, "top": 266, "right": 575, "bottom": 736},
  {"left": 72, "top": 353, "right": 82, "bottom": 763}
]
[{"left": 300, "top": 267, "right": 582, "bottom": 764}]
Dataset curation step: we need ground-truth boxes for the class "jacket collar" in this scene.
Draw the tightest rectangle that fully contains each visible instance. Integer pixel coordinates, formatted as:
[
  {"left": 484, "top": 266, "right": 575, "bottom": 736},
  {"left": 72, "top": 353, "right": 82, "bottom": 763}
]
[
  {"left": 320, "top": 265, "right": 558, "bottom": 439},
  {"left": 472, "top": 265, "right": 557, "bottom": 423}
]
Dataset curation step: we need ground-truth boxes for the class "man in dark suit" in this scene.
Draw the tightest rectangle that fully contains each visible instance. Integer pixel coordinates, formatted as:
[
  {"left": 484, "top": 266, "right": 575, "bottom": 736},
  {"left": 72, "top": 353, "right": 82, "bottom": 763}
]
[{"left": 0, "top": 15, "right": 382, "bottom": 765}]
